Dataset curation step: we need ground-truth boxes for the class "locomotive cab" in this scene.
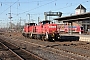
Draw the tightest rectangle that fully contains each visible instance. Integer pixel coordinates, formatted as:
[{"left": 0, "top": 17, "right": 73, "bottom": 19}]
[
  {"left": 41, "top": 20, "right": 50, "bottom": 24},
  {"left": 22, "top": 23, "right": 36, "bottom": 37},
  {"left": 40, "top": 20, "right": 61, "bottom": 41},
  {"left": 29, "top": 23, "right": 36, "bottom": 26}
]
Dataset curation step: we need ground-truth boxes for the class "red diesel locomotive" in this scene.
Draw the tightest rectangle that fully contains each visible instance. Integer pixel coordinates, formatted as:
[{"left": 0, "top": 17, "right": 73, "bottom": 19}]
[{"left": 22, "top": 20, "right": 60, "bottom": 41}]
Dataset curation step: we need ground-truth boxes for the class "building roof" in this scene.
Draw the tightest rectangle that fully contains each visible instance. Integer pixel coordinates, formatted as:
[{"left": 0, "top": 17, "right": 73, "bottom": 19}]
[
  {"left": 54, "top": 12, "right": 90, "bottom": 22},
  {"left": 75, "top": 4, "right": 86, "bottom": 10}
]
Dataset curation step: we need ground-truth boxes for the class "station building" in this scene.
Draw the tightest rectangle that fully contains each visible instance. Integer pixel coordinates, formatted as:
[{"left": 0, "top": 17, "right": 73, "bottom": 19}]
[
  {"left": 75, "top": 4, "right": 90, "bottom": 32},
  {"left": 54, "top": 4, "right": 90, "bottom": 34}
]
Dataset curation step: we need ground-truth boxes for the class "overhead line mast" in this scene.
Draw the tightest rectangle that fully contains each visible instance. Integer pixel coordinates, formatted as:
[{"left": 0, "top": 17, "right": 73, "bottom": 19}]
[{"left": 8, "top": 6, "right": 13, "bottom": 29}]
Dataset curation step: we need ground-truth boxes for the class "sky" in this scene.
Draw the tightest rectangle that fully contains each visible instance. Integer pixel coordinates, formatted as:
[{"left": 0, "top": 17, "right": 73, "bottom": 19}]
[{"left": 0, "top": 0, "right": 90, "bottom": 28}]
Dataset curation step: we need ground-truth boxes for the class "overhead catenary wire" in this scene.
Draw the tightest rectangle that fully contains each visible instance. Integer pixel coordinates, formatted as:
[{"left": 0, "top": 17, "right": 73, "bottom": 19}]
[
  {"left": 13, "top": 0, "right": 90, "bottom": 22},
  {"left": 18, "top": 0, "right": 57, "bottom": 15},
  {"left": 17, "top": 0, "right": 89, "bottom": 16},
  {"left": 0, "top": 0, "right": 19, "bottom": 15},
  {"left": 1, "top": 0, "right": 89, "bottom": 16},
  {"left": 0, "top": 0, "right": 58, "bottom": 18},
  {"left": 53, "top": 0, "right": 89, "bottom": 11},
  {"left": 0, "top": 0, "right": 90, "bottom": 19},
  {"left": 0, "top": 0, "right": 51, "bottom": 3}
]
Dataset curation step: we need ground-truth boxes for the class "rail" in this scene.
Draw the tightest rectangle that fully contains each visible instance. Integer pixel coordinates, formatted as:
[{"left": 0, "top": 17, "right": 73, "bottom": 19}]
[{"left": 0, "top": 39, "right": 44, "bottom": 60}]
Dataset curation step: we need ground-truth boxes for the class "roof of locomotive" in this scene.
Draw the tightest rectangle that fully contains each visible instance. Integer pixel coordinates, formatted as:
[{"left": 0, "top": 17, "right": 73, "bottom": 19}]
[
  {"left": 39, "top": 20, "right": 52, "bottom": 24},
  {"left": 39, "top": 20, "right": 51, "bottom": 23},
  {"left": 25, "top": 23, "right": 36, "bottom": 26}
]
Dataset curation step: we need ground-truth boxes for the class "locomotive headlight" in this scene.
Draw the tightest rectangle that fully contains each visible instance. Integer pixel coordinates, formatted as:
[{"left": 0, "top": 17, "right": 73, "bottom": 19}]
[
  {"left": 52, "top": 38, "right": 55, "bottom": 40},
  {"left": 58, "top": 37, "right": 60, "bottom": 39}
]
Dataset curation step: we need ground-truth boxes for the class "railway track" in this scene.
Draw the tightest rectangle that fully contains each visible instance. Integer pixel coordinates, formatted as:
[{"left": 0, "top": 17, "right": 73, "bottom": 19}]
[
  {"left": 0, "top": 42, "right": 23, "bottom": 60},
  {"left": 1, "top": 35, "right": 90, "bottom": 60},
  {"left": 0, "top": 39, "right": 44, "bottom": 60},
  {"left": 5, "top": 38, "right": 90, "bottom": 60},
  {"left": 51, "top": 41, "right": 90, "bottom": 58},
  {"left": 25, "top": 41, "right": 90, "bottom": 60}
]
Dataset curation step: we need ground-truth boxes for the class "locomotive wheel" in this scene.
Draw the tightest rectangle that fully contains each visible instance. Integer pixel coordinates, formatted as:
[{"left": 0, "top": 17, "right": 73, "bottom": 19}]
[
  {"left": 27, "top": 34, "right": 29, "bottom": 38},
  {"left": 41, "top": 36, "right": 45, "bottom": 41},
  {"left": 34, "top": 35, "right": 37, "bottom": 39}
]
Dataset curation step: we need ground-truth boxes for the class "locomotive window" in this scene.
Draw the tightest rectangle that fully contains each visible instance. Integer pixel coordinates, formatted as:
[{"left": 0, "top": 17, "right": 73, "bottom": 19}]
[
  {"left": 81, "top": 27, "right": 83, "bottom": 30},
  {"left": 30, "top": 23, "right": 36, "bottom": 26},
  {"left": 41, "top": 25, "right": 43, "bottom": 28},
  {"left": 43, "top": 21, "right": 50, "bottom": 24}
]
